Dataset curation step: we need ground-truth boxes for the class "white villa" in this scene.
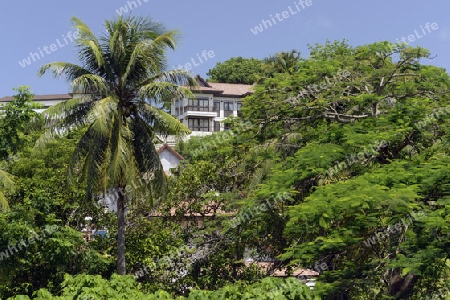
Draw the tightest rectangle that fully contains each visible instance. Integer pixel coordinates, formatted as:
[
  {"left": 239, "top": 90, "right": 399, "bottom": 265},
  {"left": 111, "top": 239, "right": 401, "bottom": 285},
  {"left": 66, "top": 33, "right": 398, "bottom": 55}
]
[{"left": 171, "top": 75, "right": 254, "bottom": 136}]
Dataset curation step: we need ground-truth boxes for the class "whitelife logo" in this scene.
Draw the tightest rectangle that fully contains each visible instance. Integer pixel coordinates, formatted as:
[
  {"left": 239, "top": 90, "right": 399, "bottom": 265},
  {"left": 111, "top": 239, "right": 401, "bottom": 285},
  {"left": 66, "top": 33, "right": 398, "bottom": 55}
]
[
  {"left": 18, "top": 30, "right": 80, "bottom": 68},
  {"left": 395, "top": 22, "right": 439, "bottom": 45},
  {"left": 250, "top": 0, "right": 313, "bottom": 35},
  {"left": 172, "top": 50, "right": 215, "bottom": 71}
]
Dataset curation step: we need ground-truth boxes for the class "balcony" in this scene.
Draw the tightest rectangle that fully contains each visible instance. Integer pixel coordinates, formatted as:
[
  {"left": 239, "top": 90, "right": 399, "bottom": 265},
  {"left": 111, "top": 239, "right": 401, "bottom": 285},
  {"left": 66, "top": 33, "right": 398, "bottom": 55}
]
[{"left": 182, "top": 106, "right": 217, "bottom": 118}]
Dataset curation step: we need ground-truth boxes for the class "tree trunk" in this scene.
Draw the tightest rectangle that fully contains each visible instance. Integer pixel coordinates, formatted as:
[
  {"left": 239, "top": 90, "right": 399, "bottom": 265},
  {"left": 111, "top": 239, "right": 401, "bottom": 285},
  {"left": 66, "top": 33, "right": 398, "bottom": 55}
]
[
  {"left": 117, "top": 186, "right": 126, "bottom": 275},
  {"left": 388, "top": 272, "right": 418, "bottom": 299}
]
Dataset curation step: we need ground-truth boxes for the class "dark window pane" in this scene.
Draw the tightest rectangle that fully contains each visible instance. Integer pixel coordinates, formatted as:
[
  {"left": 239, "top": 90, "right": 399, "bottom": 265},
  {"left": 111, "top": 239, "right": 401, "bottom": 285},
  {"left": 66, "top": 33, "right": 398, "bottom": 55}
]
[
  {"left": 214, "top": 121, "right": 220, "bottom": 132},
  {"left": 188, "top": 118, "right": 210, "bottom": 131},
  {"left": 224, "top": 101, "right": 233, "bottom": 117},
  {"left": 214, "top": 101, "right": 220, "bottom": 117}
]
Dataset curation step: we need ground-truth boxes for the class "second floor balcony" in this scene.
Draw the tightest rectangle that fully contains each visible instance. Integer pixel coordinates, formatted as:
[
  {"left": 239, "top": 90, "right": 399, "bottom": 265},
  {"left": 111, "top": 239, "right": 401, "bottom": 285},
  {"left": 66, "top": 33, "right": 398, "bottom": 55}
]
[{"left": 176, "top": 105, "right": 218, "bottom": 118}]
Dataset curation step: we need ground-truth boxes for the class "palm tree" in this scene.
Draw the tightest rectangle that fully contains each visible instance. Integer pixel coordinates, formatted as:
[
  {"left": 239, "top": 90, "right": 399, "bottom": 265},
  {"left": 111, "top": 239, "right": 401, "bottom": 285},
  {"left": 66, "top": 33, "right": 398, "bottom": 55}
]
[
  {"left": 0, "top": 169, "right": 14, "bottom": 211},
  {"left": 263, "top": 49, "right": 301, "bottom": 76},
  {"left": 37, "top": 16, "right": 196, "bottom": 275}
]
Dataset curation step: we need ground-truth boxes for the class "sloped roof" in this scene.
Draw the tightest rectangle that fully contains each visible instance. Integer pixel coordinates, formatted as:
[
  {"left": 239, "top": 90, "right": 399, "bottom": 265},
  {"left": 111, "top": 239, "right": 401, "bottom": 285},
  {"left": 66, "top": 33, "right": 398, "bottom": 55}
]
[
  {"left": 157, "top": 143, "right": 184, "bottom": 160},
  {"left": 191, "top": 75, "right": 254, "bottom": 98},
  {"left": 147, "top": 201, "right": 235, "bottom": 218},
  {"left": 244, "top": 261, "right": 319, "bottom": 277}
]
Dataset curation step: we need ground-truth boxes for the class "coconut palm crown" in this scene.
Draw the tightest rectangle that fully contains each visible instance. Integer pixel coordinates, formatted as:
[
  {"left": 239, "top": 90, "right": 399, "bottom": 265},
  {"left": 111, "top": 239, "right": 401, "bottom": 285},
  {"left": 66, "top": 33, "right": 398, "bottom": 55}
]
[{"left": 37, "top": 16, "right": 196, "bottom": 274}]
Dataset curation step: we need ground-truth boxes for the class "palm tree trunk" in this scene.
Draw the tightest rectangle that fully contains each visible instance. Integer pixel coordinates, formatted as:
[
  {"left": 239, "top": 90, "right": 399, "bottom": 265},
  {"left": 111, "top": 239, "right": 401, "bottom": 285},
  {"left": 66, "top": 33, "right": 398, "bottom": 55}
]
[{"left": 117, "top": 186, "right": 126, "bottom": 275}]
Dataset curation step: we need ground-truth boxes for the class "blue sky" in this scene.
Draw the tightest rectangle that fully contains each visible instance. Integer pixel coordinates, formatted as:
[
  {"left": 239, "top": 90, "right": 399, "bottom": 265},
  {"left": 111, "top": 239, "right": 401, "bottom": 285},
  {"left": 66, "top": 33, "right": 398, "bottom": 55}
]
[{"left": 1, "top": 0, "right": 449, "bottom": 96}]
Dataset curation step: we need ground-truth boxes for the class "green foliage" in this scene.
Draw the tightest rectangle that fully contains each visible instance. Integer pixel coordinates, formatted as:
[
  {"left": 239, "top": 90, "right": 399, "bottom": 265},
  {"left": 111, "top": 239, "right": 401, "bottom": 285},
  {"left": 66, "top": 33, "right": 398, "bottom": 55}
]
[
  {"left": 0, "top": 86, "right": 43, "bottom": 159},
  {"left": 262, "top": 50, "right": 301, "bottom": 76},
  {"left": 0, "top": 133, "right": 114, "bottom": 299},
  {"left": 173, "top": 40, "right": 450, "bottom": 299},
  {"left": 0, "top": 169, "right": 14, "bottom": 210},
  {"left": 5, "top": 39, "right": 450, "bottom": 299},
  {"left": 206, "top": 51, "right": 302, "bottom": 84},
  {"left": 13, "top": 274, "right": 314, "bottom": 299},
  {"left": 206, "top": 57, "right": 263, "bottom": 84}
]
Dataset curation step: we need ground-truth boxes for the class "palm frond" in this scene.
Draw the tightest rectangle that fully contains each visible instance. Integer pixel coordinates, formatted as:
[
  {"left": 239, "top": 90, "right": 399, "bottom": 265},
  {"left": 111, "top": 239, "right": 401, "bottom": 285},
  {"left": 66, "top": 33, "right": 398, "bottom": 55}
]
[
  {"left": 70, "top": 74, "right": 109, "bottom": 96},
  {"left": 37, "top": 62, "right": 90, "bottom": 81},
  {"left": 131, "top": 117, "right": 166, "bottom": 200},
  {"left": 107, "top": 114, "right": 138, "bottom": 187},
  {"left": 33, "top": 98, "right": 96, "bottom": 152},
  {"left": 69, "top": 125, "right": 109, "bottom": 199},
  {"left": 42, "top": 96, "right": 95, "bottom": 124},
  {"left": 139, "top": 103, "right": 191, "bottom": 136},
  {"left": 139, "top": 82, "right": 195, "bottom": 105},
  {"left": 123, "top": 31, "right": 178, "bottom": 85},
  {"left": 88, "top": 96, "right": 118, "bottom": 138},
  {"left": 143, "top": 69, "right": 198, "bottom": 88},
  {"left": 71, "top": 17, "right": 105, "bottom": 68}
]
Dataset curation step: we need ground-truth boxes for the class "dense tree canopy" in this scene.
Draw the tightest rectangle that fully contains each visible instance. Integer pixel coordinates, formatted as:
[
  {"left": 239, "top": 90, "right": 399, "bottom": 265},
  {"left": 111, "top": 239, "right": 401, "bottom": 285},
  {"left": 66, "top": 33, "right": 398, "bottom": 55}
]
[{"left": 173, "top": 40, "right": 450, "bottom": 299}]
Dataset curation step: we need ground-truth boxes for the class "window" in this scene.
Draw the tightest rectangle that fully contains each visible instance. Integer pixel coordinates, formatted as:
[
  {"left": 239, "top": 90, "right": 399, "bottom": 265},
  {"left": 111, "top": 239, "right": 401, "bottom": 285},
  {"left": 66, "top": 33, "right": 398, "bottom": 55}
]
[
  {"left": 214, "top": 121, "right": 220, "bottom": 132},
  {"left": 214, "top": 101, "right": 221, "bottom": 117},
  {"left": 188, "top": 118, "right": 210, "bottom": 131},
  {"left": 188, "top": 98, "right": 209, "bottom": 111},
  {"left": 224, "top": 101, "right": 233, "bottom": 117},
  {"left": 237, "top": 102, "right": 243, "bottom": 117}
]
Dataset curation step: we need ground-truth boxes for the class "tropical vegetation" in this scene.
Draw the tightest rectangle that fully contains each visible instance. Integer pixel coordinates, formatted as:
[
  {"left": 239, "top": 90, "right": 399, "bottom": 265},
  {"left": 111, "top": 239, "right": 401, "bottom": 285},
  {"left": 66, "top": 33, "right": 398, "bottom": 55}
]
[{"left": 1, "top": 15, "right": 450, "bottom": 300}]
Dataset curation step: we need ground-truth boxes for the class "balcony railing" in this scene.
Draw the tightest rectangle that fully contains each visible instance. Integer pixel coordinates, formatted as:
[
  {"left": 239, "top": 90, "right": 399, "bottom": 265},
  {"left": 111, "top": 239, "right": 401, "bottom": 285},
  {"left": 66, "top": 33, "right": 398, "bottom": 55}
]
[{"left": 184, "top": 106, "right": 214, "bottom": 112}]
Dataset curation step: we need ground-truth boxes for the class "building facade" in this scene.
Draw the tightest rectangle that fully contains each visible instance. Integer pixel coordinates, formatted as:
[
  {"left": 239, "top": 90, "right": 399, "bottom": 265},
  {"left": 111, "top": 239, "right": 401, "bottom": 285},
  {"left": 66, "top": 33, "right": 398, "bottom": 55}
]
[{"left": 171, "top": 75, "right": 253, "bottom": 136}]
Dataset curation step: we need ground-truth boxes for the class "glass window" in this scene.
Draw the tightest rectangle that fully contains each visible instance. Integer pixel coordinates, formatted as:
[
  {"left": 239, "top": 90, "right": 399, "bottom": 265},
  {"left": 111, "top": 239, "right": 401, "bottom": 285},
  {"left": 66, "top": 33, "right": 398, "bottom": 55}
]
[
  {"left": 188, "top": 118, "right": 210, "bottom": 131},
  {"left": 224, "top": 101, "right": 233, "bottom": 117},
  {"left": 214, "top": 101, "right": 221, "bottom": 117},
  {"left": 188, "top": 98, "right": 209, "bottom": 111},
  {"left": 224, "top": 102, "right": 233, "bottom": 111},
  {"left": 214, "top": 121, "right": 220, "bottom": 132},
  {"left": 237, "top": 102, "right": 243, "bottom": 117}
]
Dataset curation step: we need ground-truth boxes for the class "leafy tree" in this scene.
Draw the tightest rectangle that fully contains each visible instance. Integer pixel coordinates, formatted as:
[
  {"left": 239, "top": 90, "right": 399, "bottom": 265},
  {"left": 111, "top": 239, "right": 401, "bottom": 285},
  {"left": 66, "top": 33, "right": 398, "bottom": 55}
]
[
  {"left": 0, "top": 86, "right": 42, "bottom": 159},
  {"left": 206, "top": 57, "right": 263, "bottom": 84},
  {"left": 0, "top": 130, "right": 115, "bottom": 298},
  {"left": 0, "top": 86, "right": 42, "bottom": 212},
  {"left": 37, "top": 16, "right": 196, "bottom": 275},
  {"left": 241, "top": 40, "right": 450, "bottom": 298},
  {"left": 173, "top": 40, "right": 450, "bottom": 298},
  {"left": 0, "top": 169, "right": 14, "bottom": 210},
  {"left": 14, "top": 274, "right": 315, "bottom": 299}
]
